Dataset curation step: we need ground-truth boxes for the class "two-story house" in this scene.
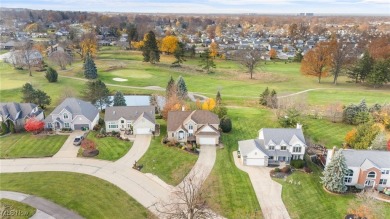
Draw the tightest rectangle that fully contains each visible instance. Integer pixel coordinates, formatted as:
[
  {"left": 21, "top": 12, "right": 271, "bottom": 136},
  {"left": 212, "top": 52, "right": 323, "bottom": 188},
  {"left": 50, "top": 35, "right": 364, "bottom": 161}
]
[
  {"left": 326, "top": 149, "right": 390, "bottom": 189},
  {"left": 44, "top": 98, "right": 99, "bottom": 130},
  {"left": 104, "top": 106, "right": 155, "bottom": 135},
  {"left": 167, "top": 110, "right": 220, "bottom": 145},
  {"left": 238, "top": 125, "right": 307, "bottom": 166},
  {"left": 0, "top": 102, "right": 44, "bottom": 131}
]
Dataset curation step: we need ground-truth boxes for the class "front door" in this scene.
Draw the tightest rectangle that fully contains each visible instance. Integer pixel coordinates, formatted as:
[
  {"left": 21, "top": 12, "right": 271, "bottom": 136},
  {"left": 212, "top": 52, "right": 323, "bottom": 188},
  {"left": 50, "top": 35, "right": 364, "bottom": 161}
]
[{"left": 364, "top": 180, "right": 374, "bottom": 187}]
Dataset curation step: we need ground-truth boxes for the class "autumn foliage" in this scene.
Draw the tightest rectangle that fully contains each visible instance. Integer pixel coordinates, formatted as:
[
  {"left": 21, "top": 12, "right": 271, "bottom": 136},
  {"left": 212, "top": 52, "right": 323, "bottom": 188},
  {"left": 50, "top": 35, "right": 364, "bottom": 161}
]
[
  {"left": 160, "top": 35, "right": 178, "bottom": 54},
  {"left": 388, "top": 139, "right": 390, "bottom": 151},
  {"left": 269, "top": 49, "right": 277, "bottom": 59},
  {"left": 25, "top": 117, "right": 44, "bottom": 134},
  {"left": 209, "top": 42, "right": 219, "bottom": 58},
  {"left": 162, "top": 95, "right": 189, "bottom": 120},
  {"left": 344, "top": 129, "right": 357, "bottom": 147},
  {"left": 80, "top": 32, "right": 98, "bottom": 58},
  {"left": 300, "top": 42, "right": 332, "bottom": 83},
  {"left": 81, "top": 139, "right": 96, "bottom": 151},
  {"left": 202, "top": 98, "right": 216, "bottom": 111},
  {"left": 368, "top": 36, "right": 390, "bottom": 60}
]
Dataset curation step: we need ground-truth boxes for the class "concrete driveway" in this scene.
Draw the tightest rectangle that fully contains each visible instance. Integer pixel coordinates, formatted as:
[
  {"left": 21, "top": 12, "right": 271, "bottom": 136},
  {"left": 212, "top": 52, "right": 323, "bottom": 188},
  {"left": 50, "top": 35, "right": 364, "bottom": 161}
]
[
  {"left": 114, "top": 134, "right": 152, "bottom": 168},
  {"left": 233, "top": 151, "right": 291, "bottom": 219},
  {"left": 53, "top": 131, "right": 86, "bottom": 158}
]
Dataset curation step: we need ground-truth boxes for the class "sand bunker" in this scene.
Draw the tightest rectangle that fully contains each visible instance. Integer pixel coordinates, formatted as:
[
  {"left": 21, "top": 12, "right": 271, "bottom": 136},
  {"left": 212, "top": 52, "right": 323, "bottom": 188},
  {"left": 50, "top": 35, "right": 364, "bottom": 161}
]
[{"left": 112, "top": 77, "right": 128, "bottom": 82}]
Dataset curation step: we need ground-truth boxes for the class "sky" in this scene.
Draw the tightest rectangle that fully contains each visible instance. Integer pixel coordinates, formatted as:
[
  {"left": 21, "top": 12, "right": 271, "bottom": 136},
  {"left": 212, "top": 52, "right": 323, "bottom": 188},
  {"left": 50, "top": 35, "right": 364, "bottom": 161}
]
[{"left": 1, "top": 0, "right": 389, "bottom": 15}]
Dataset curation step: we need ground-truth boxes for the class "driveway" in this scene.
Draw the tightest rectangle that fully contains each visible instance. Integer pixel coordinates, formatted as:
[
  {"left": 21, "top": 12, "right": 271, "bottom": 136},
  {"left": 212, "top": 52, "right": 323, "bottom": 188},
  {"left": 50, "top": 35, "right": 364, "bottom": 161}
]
[
  {"left": 0, "top": 191, "right": 83, "bottom": 219},
  {"left": 53, "top": 131, "right": 85, "bottom": 158},
  {"left": 233, "top": 151, "right": 291, "bottom": 219},
  {"left": 114, "top": 134, "right": 152, "bottom": 168}
]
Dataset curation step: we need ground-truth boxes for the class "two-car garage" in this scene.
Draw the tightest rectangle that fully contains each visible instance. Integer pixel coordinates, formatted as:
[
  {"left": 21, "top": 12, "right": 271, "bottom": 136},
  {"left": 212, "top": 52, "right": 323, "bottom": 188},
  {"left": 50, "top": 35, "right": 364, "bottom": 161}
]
[
  {"left": 134, "top": 128, "right": 152, "bottom": 135},
  {"left": 198, "top": 137, "right": 218, "bottom": 145}
]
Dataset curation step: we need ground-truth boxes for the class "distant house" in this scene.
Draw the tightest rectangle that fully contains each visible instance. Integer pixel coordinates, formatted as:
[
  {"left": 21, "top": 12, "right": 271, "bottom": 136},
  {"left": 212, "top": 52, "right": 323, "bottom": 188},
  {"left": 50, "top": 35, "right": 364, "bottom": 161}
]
[
  {"left": 1, "top": 40, "right": 16, "bottom": 50},
  {"left": 104, "top": 106, "right": 155, "bottom": 135},
  {"left": 44, "top": 98, "right": 99, "bottom": 130},
  {"left": 167, "top": 110, "right": 220, "bottom": 145},
  {"left": 326, "top": 149, "right": 390, "bottom": 189},
  {"left": 0, "top": 102, "right": 44, "bottom": 131},
  {"left": 4, "top": 49, "right": 43, "bottom": 66},
  {"left": 98, "top": 40, "right": 111, "bottom": 46},
  {"left": 238, "top": 125, "right": 307, "bottom": 166}
]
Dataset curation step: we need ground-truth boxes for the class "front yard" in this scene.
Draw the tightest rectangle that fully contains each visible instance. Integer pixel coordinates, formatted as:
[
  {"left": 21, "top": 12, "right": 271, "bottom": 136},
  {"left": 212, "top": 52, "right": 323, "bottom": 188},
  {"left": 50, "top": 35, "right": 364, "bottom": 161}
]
[
  {"left": 0, "top": 198, "right": 37, "bottom": 219},
  {"left": 0, "top": 133, "right": 68, "bottom": 158},
  {"left": 137, "top": 120, "right": 198, "bottom": 185}
]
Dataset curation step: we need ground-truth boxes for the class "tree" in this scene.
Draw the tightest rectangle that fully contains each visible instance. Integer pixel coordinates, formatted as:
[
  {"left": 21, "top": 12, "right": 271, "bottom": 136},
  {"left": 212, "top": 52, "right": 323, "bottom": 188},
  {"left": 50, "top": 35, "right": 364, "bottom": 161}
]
[
  {"left": 176, "top": 76, "right": 188, "bottom": 100},
  {"left": 220, "top": 116, "right": 232, "bottom": 133},
  {"left": 161, "top": 35, "right": 178, "bottom": 54},
  {"left": 259, "top": 87, "right": 270, "bottom": 106},
  {"left": 347, "top": 51, "right": 373, "bottom": 83},
  {"left": 15, "top": 41, "right": 35, "bottom": 76},
  {"left": 199, "top": 49, "right": 216, "bottom": 74},
  {"left": 367, "top": 59, "right": 390, "bottom": 88},
  {"left": 329, "top": 39, "right": 350, "bottom": 85},
  {"left": 216, "top": 91, "right": 222, "bottom": 106},
  {"left": 161, "top": 95, "right": 183, "bottom": 120},
  {"left": 81, "top": 139, "right": 97, "bottom": 151},
  {"left": 370, "top": 131, "right": 388, "bottom": 151},
  {"left": 25, "top": 117, "right": 44, "bottom": 134},
  {"left": 293, "top": 50, "right": 303, "bottom": 62},
  {"left": 1, "top": 122, "right": 9, "bottom": 135},
  {"left": 21, "top": 83, "right": 36, "bottom": 103},
  {"left": 368, "top": 36, "right": 390, "bottom": 60},
  {"left": 212, "top": 105, "right": 228, "bottom": 119},
  {"left": 269, "top": 89, "right": 278, "bottom": 109},
  {"left": 269, "top": 49, "right": 277, "bottom": 59},
  {"left": 33, "top": 89, "right": 51, "bottom": 109},
  {"left": 83, "top": 53, "right": 98, "bottom": 79},
  {"left": 83, "top": 80, "right": 111, "bottom": 110},
  {"left": 343, "top": 99, "right": 370, "bottom": 125},
  {"left": 142, "top": 31, "right": 160, "bottom": 64},
  {"left": 321, "top": 149, "right": 349, "bottom": 193},
  {"left": 113, "top": 91, "right": 126, "bottom": 106},
  {"left": 45, "top": 67, "right": 58, "bottom": 83},
  {"left": 278, "top": 108, "right": 302, "bottom": 128},
  {"left": 49, "top": 51, "right": 72, "bottom": 70},
  {"left": 238, "top": 49, "right": 262, "bottom": 79},
  {"left": 209, "top": 42, "right": 219, "bottom": 58},
  {"left": 345, "top": 129, "right": 357, "bottom": 147},
  {"left": 326, "top": 102, "right": 343, "bottom": 123},
  {"left": 301, "top": 42, "right": 332, "bottom": 83},
  {"left": 172, "top": 42, "right": 186, "bottom": 66},
  {"left": 79, "top": 32, "right": 97, "bottom": 58},
  {"left": 150, "top": 94, "right": 160, "bottom": 114},
  {"left": 166, "top": 76, "right": 176, "bottom": 99},
  {"left": 202, "top": 98, "right": 216, "bottom": 111},
  {"left": 346, "top": 122, "right": 380, "bottom": 149}
]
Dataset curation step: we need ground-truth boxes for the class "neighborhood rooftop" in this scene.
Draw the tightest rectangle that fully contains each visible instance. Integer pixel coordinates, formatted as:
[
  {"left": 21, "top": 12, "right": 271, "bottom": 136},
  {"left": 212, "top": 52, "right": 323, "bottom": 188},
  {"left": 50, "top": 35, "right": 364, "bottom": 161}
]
[
  {"left": 261, "top": 128, "right": 306, "bottom": 145},
  {"left": 104, "top": 106, "right": 155, "bottom": 124},
  {"left": 341, "top": 149, "right": 390, "bottom": 168},
  {"left": 46, "top": 98, "right": 99, "bottom": 122},
  {"left": 167, "top": 110, "right": 220, "bottom": 131},
  {"left": 0, "top": 102, "right": 41, "bottom": 121}
]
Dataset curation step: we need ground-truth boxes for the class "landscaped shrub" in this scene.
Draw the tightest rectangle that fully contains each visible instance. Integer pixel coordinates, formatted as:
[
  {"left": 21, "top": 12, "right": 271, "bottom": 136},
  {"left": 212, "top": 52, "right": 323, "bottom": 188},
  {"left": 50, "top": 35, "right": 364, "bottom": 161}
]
[
  {"left": 1, "top": 122, "right": 9, "bottom": 135},
  {"left": 98, "top": 118, "right": 105, "bottom": 126},
  {"left": 274, "top": 167, "right": 281, "bottom": 172},
  {"left": 290, "top": 159, "right": 305, "bottom": 169},
  {"left": 303, "top": 166, "right": 312, "bottom": 173},
  {"left": 45, "top": 67, "right": 58, "bottom": 82},
  {"left": 220, "top": 116, "right": 232, "bottom": 133},
  {"left": 93, "top": 124, "right": 102, "bottom": 131},
  {"left": 61, "top": 128, "right": 72, "bottom": 132},
  {"left": 281, "top": 166, "right": 291, "bottom": 173},
  {"left": 8, "top": 121, "right": 15, "bottom": 133}
]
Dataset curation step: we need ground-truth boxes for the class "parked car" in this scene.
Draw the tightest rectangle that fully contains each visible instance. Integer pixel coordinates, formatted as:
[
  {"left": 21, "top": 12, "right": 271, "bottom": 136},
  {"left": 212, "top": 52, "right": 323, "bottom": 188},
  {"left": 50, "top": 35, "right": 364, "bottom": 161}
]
[
  {"left": 73, "top": 136, "right": 84, "bottom": 146},
  {"left": 237, "top": 151, "right": 241, "bottom": 158}
]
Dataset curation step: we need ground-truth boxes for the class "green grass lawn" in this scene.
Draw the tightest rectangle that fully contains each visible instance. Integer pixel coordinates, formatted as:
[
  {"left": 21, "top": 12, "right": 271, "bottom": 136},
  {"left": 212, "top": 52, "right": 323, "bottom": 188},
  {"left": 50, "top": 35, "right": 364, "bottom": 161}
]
[
  {"left": 0, "top": 172, "right": 152, "bottom": 219},
  {"left": 0, "top": 133, "right": 68, "bottom": 158},
  {"left": 0, "top": 198, "right": 36, "bottom": 219},
  {"left": 274, "top": 160, "right": 390, "bottom": 219},
  {"left": 138, "top": 119, "right": 198, "bottom": 185},
  {"left": 84, "top": 131, "right": 132, "bottom": 161}
]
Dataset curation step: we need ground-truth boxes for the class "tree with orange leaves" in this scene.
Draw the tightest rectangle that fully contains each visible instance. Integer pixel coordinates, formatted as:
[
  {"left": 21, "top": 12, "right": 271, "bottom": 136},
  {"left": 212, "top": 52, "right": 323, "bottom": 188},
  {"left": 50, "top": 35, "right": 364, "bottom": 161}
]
[
  {"left": 25, "top": 117, "right": 44, "bottom": 134},
  {"left": 161, "top": 94, "right": 188, "bottom": 120},
  {"left": 368, "top": 36, "right": 390, "bottom": 60},
  {"left": 161, "top": 35, "right": 178, "bottom": 54},
  {"left": 79, "top": 32, "right": 97, "bottom": 59},
  {"left": 345, "top": 129, "right": 357, "bottom": 147},
  {"left": 300, "top": 42, "right": 332, "bottom": 83},
  {"left": 269, "top": 49, "right": 277, "bottom": 59},
  {"left": 202, "top": 98, "right": 216, "bottom": 111},
  {"left": 209, "top": 42, "right": 219, "bottom": 58}
]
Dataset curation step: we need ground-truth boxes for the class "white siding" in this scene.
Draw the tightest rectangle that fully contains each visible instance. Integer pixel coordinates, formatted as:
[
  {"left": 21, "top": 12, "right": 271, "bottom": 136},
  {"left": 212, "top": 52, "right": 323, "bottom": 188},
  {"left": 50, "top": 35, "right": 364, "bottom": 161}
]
[{"left": 72, "top": 115, "right": 91, "bottom": 130}]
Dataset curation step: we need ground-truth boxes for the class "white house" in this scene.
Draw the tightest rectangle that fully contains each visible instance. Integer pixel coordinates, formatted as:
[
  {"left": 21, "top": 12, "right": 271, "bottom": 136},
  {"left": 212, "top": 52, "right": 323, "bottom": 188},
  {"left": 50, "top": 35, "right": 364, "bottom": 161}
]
[
  {"left": 44, "top": 98, "right": 99, "bottom": 130},
  {"left": 238, "top": 125, "right": 306, "bottom": 166},
  {"left": 104, "top": 106, "right": 155, "bottom": 135},
  {"left": 326, "top": 149, "right": 390, "bottom": 188}
]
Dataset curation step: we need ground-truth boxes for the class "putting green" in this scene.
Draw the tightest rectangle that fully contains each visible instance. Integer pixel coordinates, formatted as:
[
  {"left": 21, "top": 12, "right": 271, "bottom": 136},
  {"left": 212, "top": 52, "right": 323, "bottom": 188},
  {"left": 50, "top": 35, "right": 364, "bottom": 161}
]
[{"left": 109, "top": 68, "right": 152, "bottom": 78}]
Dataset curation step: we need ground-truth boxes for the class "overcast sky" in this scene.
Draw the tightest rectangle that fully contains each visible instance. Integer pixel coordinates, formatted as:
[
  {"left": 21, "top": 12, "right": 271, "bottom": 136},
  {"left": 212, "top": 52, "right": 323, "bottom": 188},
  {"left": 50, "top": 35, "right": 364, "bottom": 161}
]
[{"left": 1, "top": 0, "right": 389, "bottom": 15}]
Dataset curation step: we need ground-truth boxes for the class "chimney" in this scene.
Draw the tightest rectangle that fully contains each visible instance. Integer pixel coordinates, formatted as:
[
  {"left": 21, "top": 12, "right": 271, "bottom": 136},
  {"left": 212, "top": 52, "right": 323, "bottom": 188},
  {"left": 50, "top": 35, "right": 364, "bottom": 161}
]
[
  {"left": 182, "top": 106, "right": 185, "bottom": 111},
  {"left": 296, "top": 123, "right": 302, "bottom": 129}
]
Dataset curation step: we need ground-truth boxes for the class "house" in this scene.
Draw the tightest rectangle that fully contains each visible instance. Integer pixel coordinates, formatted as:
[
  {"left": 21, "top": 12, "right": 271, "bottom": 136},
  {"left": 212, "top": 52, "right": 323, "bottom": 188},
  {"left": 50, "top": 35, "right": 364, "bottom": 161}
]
[
  {"left": 104, "top": 106, "right": 155, "bottom": 135},
  {"left": 0, "top": 102, "right": 44, "bottom": 131},
  {"left": 238, "top": 125, "right": 306, "bottom": 166},
  {"left": 44, "top": 98, "right": 99, "bottom": 130},
  {"left": 326, "top": 149, "right": 390, "bottom": 188},
  {"left": 167, "top": 110, "right": 220, "bottom": 145}
]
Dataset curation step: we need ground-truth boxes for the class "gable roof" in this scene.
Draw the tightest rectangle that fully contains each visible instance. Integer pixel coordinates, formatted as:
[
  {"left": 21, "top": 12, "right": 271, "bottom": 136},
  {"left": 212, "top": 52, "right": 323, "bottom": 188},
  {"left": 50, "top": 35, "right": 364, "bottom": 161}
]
[
  {"left": 0, "top": 102, "right": 39, "bottom": 121},
  {"left": 50, "top": 98, "right": 98, "bottom": 122},
  {"left": 167, "top": 110, "right": 219, "bottom": 131},
  {"left": 104, "top": 106, "right": 155, "bottom": 123},
  {"left": 341, "top": 149, "right": 390, "bottom": 169},
  {"left": 238, "top": 139, "right": 269, "bottom": 157},
  {"left": 260, "top": 128, "right": 306, "bottom": 146}
]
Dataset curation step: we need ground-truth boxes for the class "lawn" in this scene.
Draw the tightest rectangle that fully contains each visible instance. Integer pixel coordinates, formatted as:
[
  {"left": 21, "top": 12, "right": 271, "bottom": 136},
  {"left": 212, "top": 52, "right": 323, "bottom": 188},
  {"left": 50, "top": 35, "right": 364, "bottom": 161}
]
[
  {"left": 0, "top": 172, "right": 152, "bottom": 219},
  {"left": 84, "top": 131, "right": 132, "bottom": 161},
  {"left": 0, "top": 198, "right": 36, "bottom": 219},
  {"left": 138, "top": 119, "right": 198, "bottom": 185},
  {"left": 274, "top": 160, "right": 390, "bottom": 219},
  {"left": 0, "top": 133, "right": 68, "bottom": 158}
]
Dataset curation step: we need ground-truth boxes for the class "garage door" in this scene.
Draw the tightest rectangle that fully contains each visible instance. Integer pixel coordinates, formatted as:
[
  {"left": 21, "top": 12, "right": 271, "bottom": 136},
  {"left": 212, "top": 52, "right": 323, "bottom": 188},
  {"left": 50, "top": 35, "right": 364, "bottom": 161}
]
[
  {"left": 199, "top": 137, "right": 216, "bottom": 145},
  {"left": 135, "top": 128, "right": 151, "bottom": 135},
  {"left": 244, "top": 158, "right": 265, "bottom": 166},
  {"left": 74, "top": 124, "right": 89, "bottom": 130}
]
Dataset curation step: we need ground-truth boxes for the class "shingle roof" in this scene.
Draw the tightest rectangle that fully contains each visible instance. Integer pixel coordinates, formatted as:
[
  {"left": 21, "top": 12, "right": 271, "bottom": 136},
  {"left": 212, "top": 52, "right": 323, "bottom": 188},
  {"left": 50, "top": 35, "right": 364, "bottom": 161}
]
[
  {"left": 0, "top": 102, "right": 39, "bottom": 121},
  {"left": 50, "top": 98, "right": 98, "bottom": 122},
  {"left": 261, "top": 128, "right": 306, "bottom": 146},
  {"left": 238, "top": 139, "right": 269, "bottom": 157},
  {"left": 167, "top": 110, "right": 220, "bottom": 131},
  {"left": 104, "top": 106, "right": 155, "bottom": 123},
  {"left": 342, "top": 149, "right": 390, "bottom": 168}
]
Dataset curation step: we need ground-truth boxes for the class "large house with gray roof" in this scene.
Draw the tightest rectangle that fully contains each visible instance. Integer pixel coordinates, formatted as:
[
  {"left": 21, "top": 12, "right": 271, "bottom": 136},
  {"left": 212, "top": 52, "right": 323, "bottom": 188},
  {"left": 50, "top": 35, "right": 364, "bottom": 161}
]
[
  {"left": 326, "top": 149, "right": 390, "bottom": 188},
  {"left": 167, "top": 110, "right": 220, "bottom": 145},
  {"left": 238, "top": 125, "right": 306, "bottom": 166},
  {"left": 44, "top": 98, "right": 99, "bottom": 130},
  {"left": 0, "top": 102, "right": 44, "bottom": 131},
  {"left": 104, "top": 106, "right": 155, "bottom": 135}
]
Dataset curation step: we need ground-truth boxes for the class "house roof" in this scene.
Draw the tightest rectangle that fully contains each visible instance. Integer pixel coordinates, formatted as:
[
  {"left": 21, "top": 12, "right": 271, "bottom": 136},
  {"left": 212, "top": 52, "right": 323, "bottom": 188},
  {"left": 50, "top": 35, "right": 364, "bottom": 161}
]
[
  {"left": 49, "top": 98, "right": 98, "bottom": 122},
  {"left": 167, "top": 110, "right": 220, "bottom": 131},
  {"left": 341, "top": 149, "right": 390, "bottom": 169},
  {"left": 238, "top": 139, "right": 269, "bottom": 157},
  {"left": 0, "top": 102, "right": 40, "bottom": 121},
  {"left": 104, "top": 106, "right": 155, "bottom": 123},
  {"left": 261, "top": 128, "right": 306, "bottom": 146}
]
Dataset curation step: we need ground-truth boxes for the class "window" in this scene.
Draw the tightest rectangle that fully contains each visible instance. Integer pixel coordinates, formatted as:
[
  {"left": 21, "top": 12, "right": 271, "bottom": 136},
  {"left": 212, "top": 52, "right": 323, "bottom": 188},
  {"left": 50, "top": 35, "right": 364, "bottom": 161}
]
[
  {"left": 367, "top": 171, "right": 376, "bottom": 178},
  {"left": 64, "top": 123, "right": 70, "bottom": 128},
  {"left": 63, "top": 113, "right": 68, "bottom": 119},
  {"left": 189, "top": 124, "right": 193, "bottom": 130},
  {"left": 344, "top": 169, "right": 353, "bottom": 184},
  {"left": 381, "top": 170, "right": 390, "bottom": 175},
  {"left": 293, "top": 147, "right": 302, "bottom": 153},
  {"left": 269, "top": 145, "right": 275, "bottom": 150},
  {"left": 269, "top": 156, "right": 274, "bottom": 160},
  {"left": 292, "top": 155, "right": 300, "bottom": 160},
  {"left": 281, "top": 146, "right": 287, "bottom": 151},
  {"left": 379, "top": 179, "right": 388, "bottom": 185},
  {"left": 108, "top": 122, "right": 118, "bottom": 129},
  {"left": 121, "top": 120, "right": 125, "bottom": 124},
  {"left": 48, "top": 123, "right": 52, "bottom": 128}
]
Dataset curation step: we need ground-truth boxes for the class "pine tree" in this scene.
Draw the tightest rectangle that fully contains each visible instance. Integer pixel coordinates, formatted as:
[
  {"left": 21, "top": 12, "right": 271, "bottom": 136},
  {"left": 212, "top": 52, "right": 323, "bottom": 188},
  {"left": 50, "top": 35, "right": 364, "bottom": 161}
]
[
  {"left": 347, "top": 51, "right": 373, "bottom": 83},
  {"left": 270, "top": 89, "right": 278, "bottom": 109},
  {"left": 45, "top": 67, "right": 58, "bottom": 82},
  {"left": 21, "top": 83, "right": 35, "bottom": 103},
  {"left": 142, "top": 31, "right": 160, "bottom": 64},
  {"left": 176, "top": 76, "right": 188, "bottom": 100},
  {"left": 199, "top": 49, "right": 216, "bottom": 73},
  {"left": 370, "top": 131, "right": 388, "bottom": 151},
  {"left": 172, "top": 42, "right": 186, "bottom": 66},
  {"left": 321, "top": 149, "right": 349, "bottom": 193},
  {"left": 113, "top": 91, "right": 126, "bottom": 106},
  {"left": 83, "top": 79, "right": 111, "bottom": 110},
  {"left": 33, "top": 89, "right": 51, "bottom": 109},
  {"left": 166, "top": 76, "right": 176, "bottom": 99},
  {"left": 216, "top": 91, "right": 222, "bottom": 106},
  {"left": 259, "top": 87, "right": 270, "bottom": 106},
  {"left": 367, "top": 59, "right": 390, "bottom": 88},
  {"left": 84, "top": 53, "right": 98, "bottom": 79}
]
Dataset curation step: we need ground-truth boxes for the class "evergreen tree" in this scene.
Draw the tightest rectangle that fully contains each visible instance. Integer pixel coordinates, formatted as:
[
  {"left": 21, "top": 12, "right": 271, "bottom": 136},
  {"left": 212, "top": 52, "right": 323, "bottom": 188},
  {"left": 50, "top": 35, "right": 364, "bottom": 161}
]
[
  {"left": 259, "top": 87, "right": 270, "bottom": 106},
  {"left": 216, "top": 91, "right": 222, "bottom": 106},
  {"left": 220, "top": 116, "right": 232, "bottom": 133},
  {"left": 45, "top": 67, "right": 58, "bottom": 82},
  {"left": 321, "top": 149, "right": 349, "bottom": 193},
  {"left": 113, "top": 91, "right": 126, "bottom": 106},
  {"left": 190, "top": 45, "right": 196, "bottom": 58},
  {"left": 142, "top": 31, "right": 160, "bottom": 64},
  {"left": 172, "top": 42, "right": 186, "bottom": 66},
  {"left": 370, "top": 131, "right": 388, "bottom": 151},
  {"left": 347, "top": 51, "right": 373, "bottom": 83},
  {"left": 199, "top": 49, "right": 216, "bottom": 73},
  {"left": 33, "top": 89, "right": 51, "bottom": 109},
  {"left": 83, "top": 79, "right": 111, "bottom": 110},
  {"left": 21, "top": 83, "right": 35, "bottom": 103},
  {"left": 367, "top": 59, "right": 390, "bottom": 88},
  {"left": 293, "top": 50, "right": 303, "bottom": 62},
  {"left": 166, "top": 76, "right": 176, "bottom": 99},
  {"left": 84, "top": 53, "right": 98, "bottom": 79},
  {"left": 176, "top": 76, "right": 188, "bottom": 100},
  {"left": 270, "top": 89, "right": 278, "bottom": 109}
]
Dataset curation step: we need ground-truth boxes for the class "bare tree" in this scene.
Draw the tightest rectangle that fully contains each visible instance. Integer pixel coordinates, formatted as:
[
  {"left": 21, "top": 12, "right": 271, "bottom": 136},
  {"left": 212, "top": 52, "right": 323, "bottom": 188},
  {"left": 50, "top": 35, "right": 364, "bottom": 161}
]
[
  {"left": 330, "top": 38, "right": 353, "bottom": 85},
  {"left": 15, "top": 41, "right": 36, "bottom": 76},
  {"left": 49, "top": 51, "right": 72, "bottom": 70},
  {"left": 326, "top": 102, "right": 343, "bottom": 123},
  {"left": 237, "top": 49, "right": 262, "bottom": 79}
]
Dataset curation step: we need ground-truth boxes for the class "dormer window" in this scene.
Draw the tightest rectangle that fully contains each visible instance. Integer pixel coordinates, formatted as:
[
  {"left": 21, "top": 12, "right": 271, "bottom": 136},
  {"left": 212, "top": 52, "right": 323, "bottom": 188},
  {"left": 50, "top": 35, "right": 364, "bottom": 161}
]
[
  {"left": 281, "top": 146, "right": 287, "bottom": 151},
  {"left": 64, "top": 113, "right": 68, "bottom": 119},
  {"left": 269, "top": 145, "right": 275, "bottom": 150},
  {"left": 189, "top": 124, "right": 193, "bottom": 130}
]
